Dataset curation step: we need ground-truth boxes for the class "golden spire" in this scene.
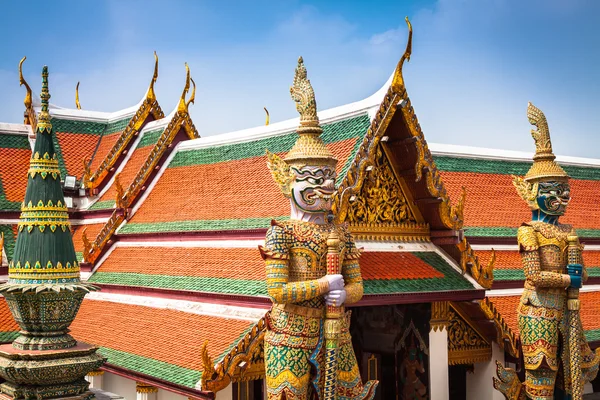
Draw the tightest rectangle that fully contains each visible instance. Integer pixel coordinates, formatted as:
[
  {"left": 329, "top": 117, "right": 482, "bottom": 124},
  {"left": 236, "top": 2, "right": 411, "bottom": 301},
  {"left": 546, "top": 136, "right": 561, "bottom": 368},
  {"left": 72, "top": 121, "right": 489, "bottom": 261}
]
[
  {"left": 391, "top": 17, "right": 413, "bottom": 93},
  {"left": 264, "top": 107, "right": 270, "bottom": 125},
  {"left": 177, "top": 63, "right": 194, "bottom": 113},
  {"left": 75, "top": 81, "right": 81, "bottom": 110},
  {"left": 19, "top": 56, "right": 32, "bottom": 111},
  {"left": 523, "top": 102, "right": 568, "bottom": 182},
  {"left": 186, "top": 77, "right": 196, "bottom": 109},
  {"left": 147, "top": 51, "right": 159, "bottom": 101},
  {"left": 284, "top": 57, "right": 336, "bottom": 168}
]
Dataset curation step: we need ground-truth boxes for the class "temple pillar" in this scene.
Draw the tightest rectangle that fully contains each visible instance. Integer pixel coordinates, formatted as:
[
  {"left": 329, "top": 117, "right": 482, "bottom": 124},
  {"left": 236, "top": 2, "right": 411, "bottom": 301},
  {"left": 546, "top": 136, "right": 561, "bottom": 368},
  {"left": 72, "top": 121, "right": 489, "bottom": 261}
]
[
  {"left": 86, "top": 369, "right": 105, "bottom": 390},
  {"left": 429, "top": 301, "right": 449, "bottom": 400},
  {"left": 136, "top": 382, "right": 158, "bottom": 400},
  {"left": 466, "top": 342, "right": 505, "bottom": 400}
]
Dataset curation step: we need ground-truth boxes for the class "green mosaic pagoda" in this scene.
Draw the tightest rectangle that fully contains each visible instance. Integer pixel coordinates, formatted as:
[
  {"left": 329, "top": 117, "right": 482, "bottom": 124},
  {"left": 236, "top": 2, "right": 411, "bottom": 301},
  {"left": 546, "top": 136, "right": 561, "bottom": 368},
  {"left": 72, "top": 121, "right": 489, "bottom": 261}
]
[{"left": 0, "top": 66, "right": 104, "bottom": 400}]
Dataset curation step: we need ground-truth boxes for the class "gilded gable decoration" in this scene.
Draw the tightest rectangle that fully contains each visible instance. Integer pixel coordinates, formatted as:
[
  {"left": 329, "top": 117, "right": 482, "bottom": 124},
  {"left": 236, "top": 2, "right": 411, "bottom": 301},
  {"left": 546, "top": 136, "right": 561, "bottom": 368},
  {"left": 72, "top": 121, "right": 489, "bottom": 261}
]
[
  {"left": 457, "top": 238, "right": 495, "bottom": 289},
  {"left": 345, "top": 146, "right": 429, "bottom": 241},
  {"left": 447, "top": 304, "right": 491, "bottom": 365}
]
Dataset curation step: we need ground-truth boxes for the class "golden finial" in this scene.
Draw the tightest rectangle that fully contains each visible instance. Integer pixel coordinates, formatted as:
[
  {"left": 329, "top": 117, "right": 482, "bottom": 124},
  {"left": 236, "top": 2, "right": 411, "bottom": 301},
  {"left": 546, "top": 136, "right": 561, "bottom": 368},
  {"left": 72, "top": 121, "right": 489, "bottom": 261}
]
[
  {"left": 264, "top": 107, "right": 270, "bottom": 126},
  {"left": 391, "top": 17, "right": 413, "bottom": 93},
  {"left": 81, "top": 228, "right": 91, "bottom": 262},
  {"left": 114, "top": 174, "right": 126, "bottom": 209},
  {"left": 177, "top": 63, "right": 192, "bottom": 113},
  {"left": 37, "top": 66, "right": 52, "bottom": 134},
  {"left": 19, "top": 57, "right": 33, "bottom": 111},
  {"left": 81, "top": 157, "right": 91, "bottom": 188},
  {"left": 186, "top": 77, "right": 196, "bottom": 109},
  {"left": 523, "top": 102, "right": 568, "bottom": 182},
  {"left": 147, "top": 51, "right": 159, "bottom": 101},
  {"left": 75, "top": 81, "right": 81, "bottom": 110},
  {"left": 201, "top": 340, "right": 216, "bottom": 376}
]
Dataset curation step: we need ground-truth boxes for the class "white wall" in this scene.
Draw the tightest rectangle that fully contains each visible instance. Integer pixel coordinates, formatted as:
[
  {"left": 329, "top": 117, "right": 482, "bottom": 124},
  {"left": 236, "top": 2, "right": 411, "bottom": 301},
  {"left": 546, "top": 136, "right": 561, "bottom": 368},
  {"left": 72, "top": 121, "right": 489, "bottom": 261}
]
[
  {"left": 466, "top": 342, "right": 505, "bottom": 400},
  {"left": 429, "top": 327, "right": 450, "bottom": 400},
  {"left": 215, "top": 384, "right": 233, "bottom": 400},
  {"left": 157, "top": 389, "right": 188, "bottom": 400},
  {"left": 103, "top": 372, "right": 137, "bottom": 400}
]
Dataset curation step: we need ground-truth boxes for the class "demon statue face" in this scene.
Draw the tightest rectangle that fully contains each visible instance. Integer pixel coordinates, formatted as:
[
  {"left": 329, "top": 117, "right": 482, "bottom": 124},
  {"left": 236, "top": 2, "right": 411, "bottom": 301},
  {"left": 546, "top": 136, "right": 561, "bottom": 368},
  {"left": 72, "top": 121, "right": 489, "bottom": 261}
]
[
  {"left": 290, "top": 166, "right": 336, "bottom": 213},
  {"left": 536, "top": 181, "right": 571, "bottom": 216}
]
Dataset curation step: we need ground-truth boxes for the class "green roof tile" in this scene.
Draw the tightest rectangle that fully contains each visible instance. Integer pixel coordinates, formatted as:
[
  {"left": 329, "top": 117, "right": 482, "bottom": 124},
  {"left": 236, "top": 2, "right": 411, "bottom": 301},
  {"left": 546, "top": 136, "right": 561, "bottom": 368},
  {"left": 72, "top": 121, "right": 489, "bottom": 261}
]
[
  {"left": 494, "top": 267, "right": 600, "bottom": 282},
  {"left": 137, "top": 128, "right": 165, "bottom": 149},
  {"left": 465, "top": 227, "right": 600, "bottom": 239},
  {"left": 0, "top": 134, "right": 30, "bottom": 150},
  {"left": 103, "top": 117, "right": 132, "bottom": 136},
  {"left": 119, "top": 216, "right": 290, "bottom": 234},
  {"left": 90, "top": 251, "right": 475, "bottom": 295},
  {"left": 51, "top": 118, "right": 106, "bottom": 135},
  {"left": 97, "top": 347, "right": 201, "bottom": 387},
  {"left": 169, "top": 114, "right": 370, "bottom": 168},
  {"left": 434, "top": 156, "right": 600, "bottom": 181}
]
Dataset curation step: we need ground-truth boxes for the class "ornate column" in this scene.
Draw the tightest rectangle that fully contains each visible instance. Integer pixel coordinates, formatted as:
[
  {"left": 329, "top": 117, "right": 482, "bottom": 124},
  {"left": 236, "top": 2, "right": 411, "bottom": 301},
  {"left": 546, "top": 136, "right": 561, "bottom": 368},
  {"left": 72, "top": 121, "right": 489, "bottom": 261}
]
[
  {"left": 86, "top": 370, "right": 105, "bottom": 390},
  {"left": 136, "top": 382, "right": 158, "bottom": 400},
  {"left": 429, "top": 301, "right": 449, "bottom": 400}
]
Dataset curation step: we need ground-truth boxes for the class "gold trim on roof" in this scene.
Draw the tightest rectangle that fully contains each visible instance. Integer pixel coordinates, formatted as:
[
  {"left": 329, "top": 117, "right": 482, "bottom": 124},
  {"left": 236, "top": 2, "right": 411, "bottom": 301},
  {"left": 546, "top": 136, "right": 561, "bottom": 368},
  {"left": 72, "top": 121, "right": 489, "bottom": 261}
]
[
  {"left": 177, "top": 63, "right": 194, "bottom": 113},
  {"left": 447, "top": 303, "right": 491, "bottom": 365},
  {"left": 457, "top": 238, "right": 495, "bottom": 289},
  {"left": 264, "top": 107, "right": 270, "bottom": 126},
  {"left": 19, "top": 57, "right": 32, "bottom": 111},
  {"left": 85, "top": 52, "right": 165, "bottom": 189},
  {"left": 480, "top": 297, "right": 519, "bottom": 358}
]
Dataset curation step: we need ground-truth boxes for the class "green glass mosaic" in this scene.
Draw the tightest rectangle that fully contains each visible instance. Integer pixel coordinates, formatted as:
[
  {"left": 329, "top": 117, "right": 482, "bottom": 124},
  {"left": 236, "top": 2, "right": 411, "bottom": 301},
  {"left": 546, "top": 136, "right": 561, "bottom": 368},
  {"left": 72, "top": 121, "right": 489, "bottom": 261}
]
[
  {"left": 0, "top": 134, "right": 30, "bottom": 150},
  {"left": 169, "top": 114, "right": 370, "bottom": 168},
  {"left": 137, "top": 128, "right": 165, "bottom": 149},
  {"left": 434, "top": 156, "right": 600, "bottom": 181},
  {"left": 97, "top": 347, "right": 201, "bottom": 387},
  {"left": 119, "top": 216, "right": 290, "bottom": 234}
]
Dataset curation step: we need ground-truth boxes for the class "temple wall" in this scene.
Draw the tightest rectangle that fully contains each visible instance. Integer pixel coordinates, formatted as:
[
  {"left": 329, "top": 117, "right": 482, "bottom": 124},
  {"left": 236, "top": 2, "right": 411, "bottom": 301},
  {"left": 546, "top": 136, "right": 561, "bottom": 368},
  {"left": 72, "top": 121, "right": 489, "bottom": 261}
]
[{"left": 466, "top": 342, "right": 505, "bottom": 400}]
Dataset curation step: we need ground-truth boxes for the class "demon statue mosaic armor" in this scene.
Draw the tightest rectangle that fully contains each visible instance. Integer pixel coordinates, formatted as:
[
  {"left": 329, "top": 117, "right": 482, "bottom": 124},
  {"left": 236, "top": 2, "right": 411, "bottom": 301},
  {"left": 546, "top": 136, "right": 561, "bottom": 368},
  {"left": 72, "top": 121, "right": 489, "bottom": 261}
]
[
  {"left": 494, "top": 103, "right": 600, "bottom": 400},
  {"left": 259, "top": 57, "right": 378, "bottom": 400}
]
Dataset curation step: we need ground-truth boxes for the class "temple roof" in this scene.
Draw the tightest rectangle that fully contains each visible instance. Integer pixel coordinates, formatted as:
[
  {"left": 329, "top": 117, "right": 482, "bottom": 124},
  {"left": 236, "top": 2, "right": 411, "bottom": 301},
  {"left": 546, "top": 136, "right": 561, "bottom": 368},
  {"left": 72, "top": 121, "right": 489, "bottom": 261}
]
[
  {"left": 0, "top": 127, "right": 32, "bottom": 211},
  {"left": 432, "top": 143, "right": 600, "bottom": 240},
  {"left": 87, "top": 242, "right": 477, "bottom": 299}
]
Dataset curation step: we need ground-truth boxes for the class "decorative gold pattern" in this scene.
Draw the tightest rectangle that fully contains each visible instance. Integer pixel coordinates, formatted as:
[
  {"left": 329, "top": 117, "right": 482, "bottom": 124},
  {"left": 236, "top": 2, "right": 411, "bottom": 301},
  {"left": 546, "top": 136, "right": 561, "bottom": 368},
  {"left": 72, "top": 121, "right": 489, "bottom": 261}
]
[
  {"left": 75, "top": 81, "right": 81, "bottom": 110},
  {"left": 86, "top": 370, "right": 104, "bottom": 377},
  {"left": 81, "top": 157, "right": 92, "bottom": 189},
  {"left": 85, "top": 74, "right": 199, "bottom": 265},
  {"left": 344, "top": 146, "right": 429, "bottom": 241},
  {"left": 201, "top": 318, "right": 267, "bottom": 392},
  {"left": 513, "top": 176, "right": 538, "bottom": 209},
  {"left": 85, "top": 53, "right": 165, "bottom": 188},
  {"left": 136, "top": 382, "right": 158, "bottom": 394},
  {"left": 81, "top": 228, "right": 92, "bottom": 263},
  {"left": 457, "top": 238, "right": 495, "bottom": 289},
  {"left": 266, "top": 150, "right": 295, "bottom": 198},
  {"left": 447, "top": 304, "right": 491, "bottom": 365},
  {"left": 430, "top": 301, "right": 449, "bottom": 332},
  {"left": 480, "top": 297, "right": 519, "bottom": 358},
  {"left": 523, "top": 102, "right": 568, "bottom": 182},
  {"left": 284, "top": 57, "right": 336, "bottom": 168},
  {"left": 332, "top": 20, "right": 412, "bottom": 224},
  {"left": 114, "top": 174, "right": 126, "bottom": 210}
]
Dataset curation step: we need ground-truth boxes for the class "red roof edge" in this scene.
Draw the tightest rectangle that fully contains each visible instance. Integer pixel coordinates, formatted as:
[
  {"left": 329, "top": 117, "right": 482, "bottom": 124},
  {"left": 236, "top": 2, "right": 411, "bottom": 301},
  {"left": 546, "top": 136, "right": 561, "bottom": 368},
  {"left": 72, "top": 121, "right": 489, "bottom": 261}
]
[
  {"left": 355, "top": 289, "right": 485, "bottom": 306},
  {"left": 101, "top": 363, "right": 214, "bottom": 399}
]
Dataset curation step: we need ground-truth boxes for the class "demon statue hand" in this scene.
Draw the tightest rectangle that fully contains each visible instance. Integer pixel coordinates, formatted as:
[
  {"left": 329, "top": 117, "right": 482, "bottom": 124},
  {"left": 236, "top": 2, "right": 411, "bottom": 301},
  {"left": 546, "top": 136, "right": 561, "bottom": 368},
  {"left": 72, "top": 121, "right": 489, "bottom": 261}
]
[
  {"left": 494, "top": 103, "right": 600, "bottom": 400},
  {"left": 258, "top": 57, "right": 378, "bottom": 400}
]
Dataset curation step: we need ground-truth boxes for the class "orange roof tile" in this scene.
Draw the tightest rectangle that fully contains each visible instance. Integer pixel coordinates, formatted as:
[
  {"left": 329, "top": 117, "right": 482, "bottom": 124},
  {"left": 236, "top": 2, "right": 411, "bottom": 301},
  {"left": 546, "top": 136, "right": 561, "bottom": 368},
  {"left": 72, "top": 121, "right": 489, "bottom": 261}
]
[
  {"left": 71, "top": 224, "right": 106, "bottom": 253},
  {"left": 71, "top": 299, "right": 254, "bottom": 371},
  {"left": 98, "top": 247, "right": 265, "bottom": 280},
  {"left": 129, "top": 139, "right": 357, "bottom": 225},
  {"left": 0, "top": 148, "right": 31, "bottom": 202},
  {"left": 55, "top": 133, "right": 101, "bottom": 178},
  {"left": 98, "top": 146, "right": 153, "bottom": 204},
  {"left": 89, "top": 132, "right": 123, "bottom": 172},
  {"left": 360, "top": 252, "right": 445, "bottom": 280},
  {"left": 0, "top": 298, "right": 19, "bottom": 333},
  {"left": 440, "top": 171, "right": 600, "bottom": 230},
  {"left": 489, "top": 291, "right": 600, "bottom": 337}
]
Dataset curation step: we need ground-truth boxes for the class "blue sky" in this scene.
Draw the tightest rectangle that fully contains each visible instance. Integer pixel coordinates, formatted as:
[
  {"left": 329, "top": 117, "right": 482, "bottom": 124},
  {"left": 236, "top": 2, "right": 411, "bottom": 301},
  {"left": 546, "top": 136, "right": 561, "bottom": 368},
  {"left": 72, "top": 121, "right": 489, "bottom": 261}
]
[{"left": 1, "top": 0, "right": 599, "bottom": 157}]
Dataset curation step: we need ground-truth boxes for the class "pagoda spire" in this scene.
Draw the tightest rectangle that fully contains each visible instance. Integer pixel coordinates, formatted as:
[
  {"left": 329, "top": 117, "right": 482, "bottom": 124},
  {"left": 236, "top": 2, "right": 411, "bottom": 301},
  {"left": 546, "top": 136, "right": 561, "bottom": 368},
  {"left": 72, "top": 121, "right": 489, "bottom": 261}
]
[{"left": 0, "top": 66, "right": 104, "bottom": 400}]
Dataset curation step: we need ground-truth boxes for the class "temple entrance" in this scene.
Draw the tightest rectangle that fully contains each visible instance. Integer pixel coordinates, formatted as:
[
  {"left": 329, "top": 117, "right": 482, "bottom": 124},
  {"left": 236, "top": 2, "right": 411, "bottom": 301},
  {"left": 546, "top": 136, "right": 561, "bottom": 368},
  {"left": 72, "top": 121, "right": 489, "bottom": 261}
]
[{"left": 350, "top": 304, "right": 431, "bottom": 400}]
